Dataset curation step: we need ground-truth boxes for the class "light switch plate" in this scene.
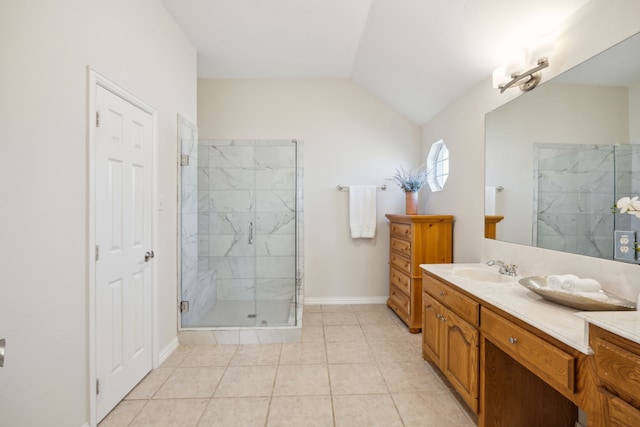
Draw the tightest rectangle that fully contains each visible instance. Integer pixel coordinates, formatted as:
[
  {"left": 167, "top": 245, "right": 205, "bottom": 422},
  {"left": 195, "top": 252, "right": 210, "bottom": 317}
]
[{"left": 614, "top": 230, "right": 636, "bottom": 261}]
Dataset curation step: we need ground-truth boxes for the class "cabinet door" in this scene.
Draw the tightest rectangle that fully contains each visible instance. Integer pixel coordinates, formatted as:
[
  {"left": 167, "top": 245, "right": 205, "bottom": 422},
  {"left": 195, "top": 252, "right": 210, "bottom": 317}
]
[
  {"left": 443, "top": 307, "right": 479, "bottom": 413},
  {"left": 422, "top": 293, "right": 443, "bottom": 363}
]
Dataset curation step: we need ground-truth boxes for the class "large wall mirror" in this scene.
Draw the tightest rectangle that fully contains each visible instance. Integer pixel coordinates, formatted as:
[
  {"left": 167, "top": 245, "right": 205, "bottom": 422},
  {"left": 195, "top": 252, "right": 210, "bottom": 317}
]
[{"left": 485, "top": 31, "right": 640, "bottom": 262}]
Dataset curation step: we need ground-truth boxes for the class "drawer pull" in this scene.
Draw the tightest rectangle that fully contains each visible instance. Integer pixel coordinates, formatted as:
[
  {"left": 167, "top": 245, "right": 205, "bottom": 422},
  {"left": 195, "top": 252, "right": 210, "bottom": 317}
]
[
  {"left": 508, "top": 336, "right": 518, "bottom": 345},
  {"left": 440, "top": 290, "right": 446, "bottom": 296}
]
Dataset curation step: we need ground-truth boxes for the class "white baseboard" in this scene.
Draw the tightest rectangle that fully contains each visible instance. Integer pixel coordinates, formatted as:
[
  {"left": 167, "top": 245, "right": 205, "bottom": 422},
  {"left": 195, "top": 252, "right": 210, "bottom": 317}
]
[
  {"left": 80, "top": 423, "right": 90, "bottom": 427},
  {"left": 303, "top": 296, "right": 388, "bottom": 305},
  {"left": 158, "top": 337, "right": 179, "bottom": 367}
]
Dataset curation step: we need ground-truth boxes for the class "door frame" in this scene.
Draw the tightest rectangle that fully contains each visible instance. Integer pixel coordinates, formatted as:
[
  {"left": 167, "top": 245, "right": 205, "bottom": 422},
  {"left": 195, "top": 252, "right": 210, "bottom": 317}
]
[{"left": 87, "top": 67, "right": 159, "bottom": 427}]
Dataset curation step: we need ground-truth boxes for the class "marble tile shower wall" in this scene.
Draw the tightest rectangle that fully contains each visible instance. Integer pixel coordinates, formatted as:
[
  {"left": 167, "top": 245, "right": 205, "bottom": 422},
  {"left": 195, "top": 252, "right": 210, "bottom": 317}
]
[
  {"left": 198, "top": 140, "right": 299, "bottom": 305},
  {"left": 179, "top": 117, "right": 217, "bottom": 327},
  {"left": 534, "top": 143, "right": 616, "bottom": 258}
]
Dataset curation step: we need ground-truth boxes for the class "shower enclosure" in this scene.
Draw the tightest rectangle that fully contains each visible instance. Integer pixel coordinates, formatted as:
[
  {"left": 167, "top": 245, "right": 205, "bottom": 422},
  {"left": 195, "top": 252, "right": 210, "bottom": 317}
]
[{"left": 178, "top": 134, "right": 303, "bottom": 328}]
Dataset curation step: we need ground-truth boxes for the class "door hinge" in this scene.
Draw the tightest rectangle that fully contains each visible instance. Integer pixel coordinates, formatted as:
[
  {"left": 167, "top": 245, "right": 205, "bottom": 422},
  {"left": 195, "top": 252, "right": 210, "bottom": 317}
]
[
  {"left": 96, "top": 379, "right": 100, "bottom": 395},
  {"left": 95, "top": 245, "right": 100, "bottom": 261},
  {"left": 96, "top": 111, "right": 101, "bottom": 128},
  {"left": 180, "top": 301, "right": 189, "bottom": 313},
  {"left": 179, "top": 154, "right": 190, "bottom": 166}
]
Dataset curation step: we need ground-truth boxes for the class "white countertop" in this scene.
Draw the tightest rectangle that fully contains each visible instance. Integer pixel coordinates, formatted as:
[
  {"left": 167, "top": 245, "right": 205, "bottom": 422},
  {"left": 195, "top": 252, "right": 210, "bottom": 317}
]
[
  {"left": 421, "top": 263, "right": 608, "bottom": 354},
  {"left": 576, "top": 311, "right": 640, "bottom": 345}
]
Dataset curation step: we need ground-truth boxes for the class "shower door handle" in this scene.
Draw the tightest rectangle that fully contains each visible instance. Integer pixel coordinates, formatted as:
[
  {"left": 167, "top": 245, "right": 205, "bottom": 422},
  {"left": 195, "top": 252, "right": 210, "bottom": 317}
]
[{"left": 248, "top": 222, "right": 254, "bottom": 244}]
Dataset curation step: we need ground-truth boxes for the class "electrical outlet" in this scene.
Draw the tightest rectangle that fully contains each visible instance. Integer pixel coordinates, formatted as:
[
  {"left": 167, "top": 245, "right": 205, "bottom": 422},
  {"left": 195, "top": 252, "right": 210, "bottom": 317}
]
[{"left": 614, "top": 230, "right": 637, "bottom": 261}]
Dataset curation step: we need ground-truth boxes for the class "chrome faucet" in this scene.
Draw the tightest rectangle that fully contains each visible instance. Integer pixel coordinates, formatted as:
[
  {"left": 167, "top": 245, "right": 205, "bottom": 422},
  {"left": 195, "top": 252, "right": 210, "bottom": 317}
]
[{"left": 486, "top": 260, "right": 518, "bottom": 277}]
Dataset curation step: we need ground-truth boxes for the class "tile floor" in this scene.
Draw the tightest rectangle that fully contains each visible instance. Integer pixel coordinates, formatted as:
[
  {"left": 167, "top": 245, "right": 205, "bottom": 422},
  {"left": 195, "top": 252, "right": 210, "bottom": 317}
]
[{"left": 99, "top": 304, "right": 476, "bottom": 427}]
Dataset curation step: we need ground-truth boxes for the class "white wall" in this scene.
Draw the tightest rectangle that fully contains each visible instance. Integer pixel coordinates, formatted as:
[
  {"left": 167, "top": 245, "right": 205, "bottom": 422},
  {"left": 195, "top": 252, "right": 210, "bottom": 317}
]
[
  {"left": 197, "top": 79, "right": 421, "bottom": 301},
  {"left": 0, "top": 1, "right": 196, "bottom": 426},
  {"left": 422, "top": 0, "right": 640, "bottom": 300}
]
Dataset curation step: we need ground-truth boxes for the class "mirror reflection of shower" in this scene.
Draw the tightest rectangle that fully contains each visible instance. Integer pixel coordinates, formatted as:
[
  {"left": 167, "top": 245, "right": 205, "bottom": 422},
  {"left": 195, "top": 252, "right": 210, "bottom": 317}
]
[
  {"left": 179, "top": 134, "right": 303, "bottom": 328},
  {"left": 533, "top": 143, "right": 640, "bottom": 260}
]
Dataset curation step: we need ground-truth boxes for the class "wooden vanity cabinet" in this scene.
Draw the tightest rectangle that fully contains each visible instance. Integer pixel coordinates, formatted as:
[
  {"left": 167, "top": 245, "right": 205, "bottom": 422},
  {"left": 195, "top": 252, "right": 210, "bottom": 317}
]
[
  {"left": 385, "top": 214, "right": 453, "bottom": 333},
  {"left": 422, "top": 273, "right": 480, "bottom": 413},
  {"left": 590, "top": 325, "right": 640, "bottom": 426}
]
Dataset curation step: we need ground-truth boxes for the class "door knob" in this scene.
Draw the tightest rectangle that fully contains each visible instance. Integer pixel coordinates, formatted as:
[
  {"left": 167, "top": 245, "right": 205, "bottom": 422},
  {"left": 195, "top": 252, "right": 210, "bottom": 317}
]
[{"left": 144, "top": 251, "right": 155, "bottom": 262}]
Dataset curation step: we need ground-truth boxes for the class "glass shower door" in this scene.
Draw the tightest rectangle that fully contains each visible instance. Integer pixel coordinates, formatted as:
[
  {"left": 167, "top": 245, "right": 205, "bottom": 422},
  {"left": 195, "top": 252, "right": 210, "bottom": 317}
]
[{"left": 180, "top": 139, "right": 301, "bottom": 328}]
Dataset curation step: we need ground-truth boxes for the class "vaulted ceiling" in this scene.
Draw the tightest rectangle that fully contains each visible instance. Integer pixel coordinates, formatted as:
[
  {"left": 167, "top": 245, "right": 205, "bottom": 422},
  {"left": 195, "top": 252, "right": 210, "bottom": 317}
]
[{"left": 160, "top": 0, "right": 590, "bottom": 125}]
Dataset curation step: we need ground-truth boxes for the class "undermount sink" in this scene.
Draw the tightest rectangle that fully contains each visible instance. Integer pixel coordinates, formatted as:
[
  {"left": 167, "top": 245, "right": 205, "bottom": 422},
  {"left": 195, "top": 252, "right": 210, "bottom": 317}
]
[{"left": 452, "top": 268, "right": 515, "bottom": 283}]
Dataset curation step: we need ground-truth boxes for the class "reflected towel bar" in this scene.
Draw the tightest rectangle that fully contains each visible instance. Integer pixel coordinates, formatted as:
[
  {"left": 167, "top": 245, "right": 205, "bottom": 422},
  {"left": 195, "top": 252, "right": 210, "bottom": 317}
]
[{"left": 337, "top": 184, "right": 387, "bottom": 192}]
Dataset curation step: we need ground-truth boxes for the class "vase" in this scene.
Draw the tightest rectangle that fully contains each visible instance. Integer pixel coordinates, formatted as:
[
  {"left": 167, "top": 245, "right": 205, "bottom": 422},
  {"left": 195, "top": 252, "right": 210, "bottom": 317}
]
[{"left": 405, "top": 191, "right": 418, "bottom": 215}]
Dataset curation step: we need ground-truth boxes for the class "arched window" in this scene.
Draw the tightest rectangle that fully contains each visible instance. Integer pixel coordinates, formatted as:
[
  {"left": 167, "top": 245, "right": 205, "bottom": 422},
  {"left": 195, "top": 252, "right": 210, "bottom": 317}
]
[{"left": 426, "top": 140, "right": 449, "bottom": 192}]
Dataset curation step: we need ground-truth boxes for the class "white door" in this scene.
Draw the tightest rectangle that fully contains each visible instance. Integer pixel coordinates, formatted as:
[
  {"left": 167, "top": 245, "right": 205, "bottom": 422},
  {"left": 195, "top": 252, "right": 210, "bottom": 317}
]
[{"left": 94, "top": 85, "right": 153, "bottom": 421}]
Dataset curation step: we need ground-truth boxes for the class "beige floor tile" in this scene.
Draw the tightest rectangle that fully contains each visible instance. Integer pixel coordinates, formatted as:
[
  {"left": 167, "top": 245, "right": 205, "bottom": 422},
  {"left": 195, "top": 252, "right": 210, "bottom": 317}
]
[
  {"left": 303, "top": 305, "right": 322, "bottom": 312},
  {"left": 367, "top": 340, "right": 423, "bottom": 363},
  {"left": 322, "top": 311, "right": 359, "bottom": 326},
  {"left": 301, "top": 325, "right": 325, "bottom": 343},
  {"left": 267, "top": 396, "right": 334, "bottom": 427},
  {"left": 329, "top": 363, "right": 387, "bottom": 395},
  {"left": 326, "top": 341, "right": 374, "bottom": 364},
  {"left": 180, "top": 345, "right": 237, "bottom": 367},
  {"left": 378, "top": 361, "right": 448, "bottom": 393},
  {"left": 273, "top": 364, "right": 330, "bottom": 396},
  {"left": 350, "top": 303, "right": 389, "bottom": 312},
  {"left": 323, "top": 325, "right": 365, "bottom": 342},
  {"left": 214, "top": 365, "right": 277, "bottom": 397},
  {"left": 160, "top": 345, "right": 194, "bottom": 368},
  {"left": 302, "top": 312, "right": 323, "bottom": 326},
  {"left": 355, "top": 310, "right": 397, "bottom": 325},
  {"left": 197, "top": 397, "right": 270, "bottom": 427},
  {"left": 333, "top": 394, "right": 403, "bottom": 427},
  {"left": 125, "top": 368, "right": 174, "bottom": 400},
  {"left": 229, "top": 343, "right": 282, "bottom": 366},
  {"left": 153, "top": 367, "right": 225, "bottom": 399},
  {"left": 129, "top": 398, "right": 209, "bottom": 427},
  {"left": 321, "top": 304, "right": 354, "bottom": 313},
  {"left": 392, "top": 392, "right": 476, "bottom": 427},
  {"left": 361, "top": 323, "right": 406, "bottom": 341},
  {"left": 280, "top": 342, "right": 327, "bottom": 365},
  {"left": 99, "top": 400, "right": 147, "bottom": 427}
]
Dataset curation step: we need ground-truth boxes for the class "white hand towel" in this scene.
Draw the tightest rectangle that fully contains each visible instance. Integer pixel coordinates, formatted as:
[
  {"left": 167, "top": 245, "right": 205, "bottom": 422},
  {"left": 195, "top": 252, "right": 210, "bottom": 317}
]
[
  {"left": 546, "top": 274, "right": 578, "bottom": 289},
  {"left": 574, "top": 291, "right": 608, "bottom": 301},
  {"left": 349, "top": 185, "right": 377, "bottom": 239},
  {"left": 561, "top": 277, "right": 602, "bottom": 293}
]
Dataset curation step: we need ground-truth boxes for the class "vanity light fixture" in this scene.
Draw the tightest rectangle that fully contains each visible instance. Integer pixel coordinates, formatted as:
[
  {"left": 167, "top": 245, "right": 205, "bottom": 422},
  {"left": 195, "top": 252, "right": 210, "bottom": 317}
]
[{"left": 497, "top": 57, "right": 549, "bottom": 94}]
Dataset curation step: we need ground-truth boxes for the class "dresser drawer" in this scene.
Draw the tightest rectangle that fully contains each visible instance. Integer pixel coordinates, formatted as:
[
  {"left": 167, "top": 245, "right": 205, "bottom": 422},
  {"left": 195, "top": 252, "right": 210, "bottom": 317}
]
[
  {"left": 390, "top": 267, "right": 411, "bottom": 295},
  {"left": 389, "top": 284, "right": 410, "bottom": 317},
  {"left": 390, "top": 253, "right": 411, "bottom": 274},
  {"left": 600, "top": 388, "right": 640, "bottom": 427},
  {"left": 390, "top": 222, "right": 412, "bottom": 239},
  {"left": 390, "top": 237, "right": 411, "bottom": 257},
  {"left": 481, "top": 308, "right": 575, "bottom": 396},
  {"left": 593, "top": 336, "right": 640, "bottom": 400},
  {"left": 423, "top": 275, "right": 478, "bottom": 326}
]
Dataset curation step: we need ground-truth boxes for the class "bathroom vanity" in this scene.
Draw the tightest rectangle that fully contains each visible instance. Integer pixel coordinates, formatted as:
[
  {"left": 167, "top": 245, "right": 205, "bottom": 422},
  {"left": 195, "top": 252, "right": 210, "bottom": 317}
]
[
  {"left": 421, "top": 263, "right": 640, "bottom": 427},
  {"left": 385, "top": 214, "right": 454, "bottom": 333}
]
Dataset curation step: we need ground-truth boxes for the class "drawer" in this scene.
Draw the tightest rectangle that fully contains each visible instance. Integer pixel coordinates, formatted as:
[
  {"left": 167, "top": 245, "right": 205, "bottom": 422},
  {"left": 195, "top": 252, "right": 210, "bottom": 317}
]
[
  {"left": 600, "top": 388, "right": 640, "bottom": 427},
  {"left": 390, "top": 237, "right": 411, "bottom": 257},
  {"left": 481, "top": 308, "right": 575, "bottom": 396},
  {"left": 389, "top": 284, "right": 410, "bottom": 317},
  {"left": 423, "top": 275, "right": 478, "bottom": 326},
  {"left": 390, "top": 222, "right": 412, "bottom": 239},
  {"left": 593, "top": 337, "right": 640, "bottom": 400},
  {"left": 390, "top": 253, "right": 411, "bottom": 275},
  {"left": 390, "top": 267, "right": 411, "bottom": 295}
]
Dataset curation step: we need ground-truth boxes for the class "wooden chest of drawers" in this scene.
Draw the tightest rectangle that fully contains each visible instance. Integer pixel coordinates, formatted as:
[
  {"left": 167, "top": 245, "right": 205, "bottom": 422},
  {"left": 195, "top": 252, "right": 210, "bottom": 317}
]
[{"left": 385, "top": 214, "right": 453, "bottom": 332}]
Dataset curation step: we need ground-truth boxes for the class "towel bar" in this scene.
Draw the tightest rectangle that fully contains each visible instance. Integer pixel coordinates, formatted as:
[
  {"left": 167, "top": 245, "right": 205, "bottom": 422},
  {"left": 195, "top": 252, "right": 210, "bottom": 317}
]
[{"left": 337, "top": 184, "right": 387, "bottom": 192}]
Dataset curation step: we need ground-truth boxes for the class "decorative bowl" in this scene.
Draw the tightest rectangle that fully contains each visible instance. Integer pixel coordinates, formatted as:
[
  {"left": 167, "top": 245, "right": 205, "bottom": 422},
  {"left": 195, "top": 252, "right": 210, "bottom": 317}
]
[{"left": 518, "top": 276, "right": 636, "bottom": 311}]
